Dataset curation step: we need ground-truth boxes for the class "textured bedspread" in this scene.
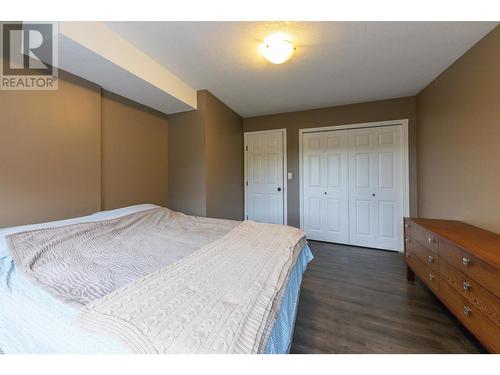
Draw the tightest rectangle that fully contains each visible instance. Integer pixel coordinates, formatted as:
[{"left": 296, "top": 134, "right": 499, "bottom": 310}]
[
  {"left": 5, "top": 207, "right": 307, "bottom": 353},
  {"left": 6, "top": 208, "right": 238, "bottom": 306},
  {"left": 77, "top": 220, "right": 305, "bottom": 353}
]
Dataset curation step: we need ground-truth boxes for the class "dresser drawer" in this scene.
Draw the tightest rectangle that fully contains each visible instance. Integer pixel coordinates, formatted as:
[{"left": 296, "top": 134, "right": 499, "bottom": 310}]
[
  {"left": 439, "top": 238, "right": 500, "bottom": 298},
  {"left": 405, "top": 221, "right": 438, "bottom": 253},
  {"left": 406, "top": 236, "right": 439, "bottom": 273},
  {"left": 439, "top": 260, "right": 500, "bottom": 328},
  {"left": 406, "top": 250, "right": 440, "bottom": 293},
  {"left": 440, "top": 280, "right": 500, "bottom": 353}
]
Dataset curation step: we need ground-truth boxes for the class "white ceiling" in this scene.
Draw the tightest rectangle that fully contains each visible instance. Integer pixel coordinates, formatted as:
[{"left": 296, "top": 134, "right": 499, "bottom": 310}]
[{"left": 103, "top": 21, "right": 497, "bottom": 117}]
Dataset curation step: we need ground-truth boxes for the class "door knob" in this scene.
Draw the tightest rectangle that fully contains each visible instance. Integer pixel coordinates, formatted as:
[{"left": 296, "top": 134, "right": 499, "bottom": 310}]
[
  {"left": 277, "top": 187, "right": 282, "bottom": 192},
  {"left": 372, "top": 193, "right": 376, "bottom": 197}
]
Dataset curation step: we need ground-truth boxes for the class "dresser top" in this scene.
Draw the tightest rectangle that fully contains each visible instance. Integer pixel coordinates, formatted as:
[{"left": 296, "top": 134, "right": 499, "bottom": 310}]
[{"left": 406, "top": 218, "right": 500, "bottom": 269}]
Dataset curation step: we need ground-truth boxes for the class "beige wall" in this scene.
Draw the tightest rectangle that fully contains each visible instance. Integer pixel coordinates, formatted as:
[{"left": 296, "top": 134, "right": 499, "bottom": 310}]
[
  {"left": 168, "top": 90, "right": 244, "bottom": 220},
  {"left": 417, "top": 26, "right": 500, "bottom": 234},
  {"left": 243, "top": 97, "right": 418, "bottom": 228},
  {"left": 167, "top": 106, "right": 206, "bottom": 216},
  {"left": 0, "top": 68, "right": 170, "bottom": 228},
  {"left": 101, "top": 91, "right": 168, "bottom": 210},
  {"left": 0, "top": 70, "right": 102, "bottom": 227},
  {"left": 204, "top": 91, "right": 244, "bottom": 220}
]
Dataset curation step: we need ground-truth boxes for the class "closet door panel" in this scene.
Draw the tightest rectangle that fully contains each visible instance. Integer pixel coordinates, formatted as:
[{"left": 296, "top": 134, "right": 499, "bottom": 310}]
[
  {"left": 303, "top": 131, "right": 348, "bottom": 243},
  {"left": 374, "top": 126, "right": 403, "bottom": 250},
  {"left": 348, "top": 130, "right": 378, "bottom": 248},
  {"left": 324, "top": 132, "right": 349, "bottom": 243},
  {"left": 303, "top": 133, "right": 326, "bottom": 240},
  {"left": 348, "top": 126, "right": 403, "bottom": 251}
]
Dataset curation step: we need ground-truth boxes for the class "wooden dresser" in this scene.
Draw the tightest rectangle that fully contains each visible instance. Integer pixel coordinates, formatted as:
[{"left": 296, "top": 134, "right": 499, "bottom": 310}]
[{"left": 404, "top": 218, "right": 500, "bottom": 353}]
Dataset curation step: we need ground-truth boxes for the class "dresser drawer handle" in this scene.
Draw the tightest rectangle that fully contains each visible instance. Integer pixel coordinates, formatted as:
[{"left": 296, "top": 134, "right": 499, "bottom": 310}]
[
  {"left": 428, "top": 273, "right": 435, "bottom": 281},
  {"left": 463, "top": 281, "right": 471, "bottom": 291},
  {"left": 462, "top": 257, "right": 472, "bottom": 267},
  {"left": 427, "top": 255, "right": 434, "bottom": 263},
  {"left": 463, "top": 306, "right": 472, "bottom": 316}
]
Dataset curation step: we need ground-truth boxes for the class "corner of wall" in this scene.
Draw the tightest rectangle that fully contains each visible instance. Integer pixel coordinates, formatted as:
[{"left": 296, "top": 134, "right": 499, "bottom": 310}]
[{"left": 414, "top": 25, "right": 500, "bottom": 233}]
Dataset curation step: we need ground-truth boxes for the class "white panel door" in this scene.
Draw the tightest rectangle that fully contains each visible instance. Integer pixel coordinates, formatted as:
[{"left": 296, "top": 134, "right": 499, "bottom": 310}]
[
  {"left": 302, "top": 131, "right": 349, "bottom": 243},
  {"left": 348, "top": 126, "right": 403, "bottom": 251},
  {"left": 245, "top": 131, "right": 285, "bottom": 224},
  {"left": 301, "top": 124, "right": 405, "bottom": 251}
]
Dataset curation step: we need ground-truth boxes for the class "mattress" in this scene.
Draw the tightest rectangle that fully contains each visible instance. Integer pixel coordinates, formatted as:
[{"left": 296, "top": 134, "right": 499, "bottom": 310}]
[{"left": 0, "top": 205, "right": 312, "bottom": 354}]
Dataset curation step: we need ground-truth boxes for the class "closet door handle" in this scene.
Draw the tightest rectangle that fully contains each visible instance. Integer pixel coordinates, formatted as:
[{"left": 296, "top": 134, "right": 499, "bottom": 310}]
[{"left": 277, "top": 187, "right": 282, "bottom": 192}]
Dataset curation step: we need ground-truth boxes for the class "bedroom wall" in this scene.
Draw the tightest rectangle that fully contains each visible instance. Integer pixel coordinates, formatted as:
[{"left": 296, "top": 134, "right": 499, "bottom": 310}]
[
  {"left": 0, "top": 69, "right": 102, "bottom": 228},
  {"left": 101, "top": 91, "right": 169, "bottom": 210},
  {"left": 168, "top": 90, "right": 244, "bottom": 220},
  {"left": 167, "top": 104, "right": 207, "bottom": 216},
  {"left": 416, "top": 26, "right": 500, "bottom": 234},
  {"left": 0, "top": 67, "right": 170, "bottom": 228},
  {"left": 203, "top": 90, "right": 244, "bottom": 220},
  {"left": 243, "top": 96, "right": 418, "bottom": 228}
]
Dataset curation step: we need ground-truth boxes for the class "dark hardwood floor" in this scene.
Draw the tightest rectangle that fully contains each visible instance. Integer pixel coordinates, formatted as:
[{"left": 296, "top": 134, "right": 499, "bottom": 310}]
[{"left": 290, "top": 241, "right": 486, "bottom": 354}]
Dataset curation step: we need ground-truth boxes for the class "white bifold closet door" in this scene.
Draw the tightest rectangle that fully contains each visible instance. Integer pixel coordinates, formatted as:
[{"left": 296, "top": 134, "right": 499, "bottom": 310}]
[{"left": 303, "top": 125, "right": 404, "bottom": 251}]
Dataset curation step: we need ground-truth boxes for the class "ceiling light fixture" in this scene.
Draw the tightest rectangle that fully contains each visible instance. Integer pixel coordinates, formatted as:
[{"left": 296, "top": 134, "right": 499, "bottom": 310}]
[{"left": 260, "top": 33, "right": 295, "bottom": 64}]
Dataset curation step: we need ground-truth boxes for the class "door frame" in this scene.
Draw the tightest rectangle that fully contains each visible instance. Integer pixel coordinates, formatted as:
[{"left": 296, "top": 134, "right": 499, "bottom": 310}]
[
  {"left": 244, "top": 129, "right": 288, "bottom": 225},
  {"left": 299, "top": 119, "right": 410, "bottom": 250}
]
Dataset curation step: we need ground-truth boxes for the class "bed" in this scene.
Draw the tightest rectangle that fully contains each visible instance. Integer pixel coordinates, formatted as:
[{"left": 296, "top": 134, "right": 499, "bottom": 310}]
[{"left": 0, "top": 204, "right": 312, "bottom": 354}]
